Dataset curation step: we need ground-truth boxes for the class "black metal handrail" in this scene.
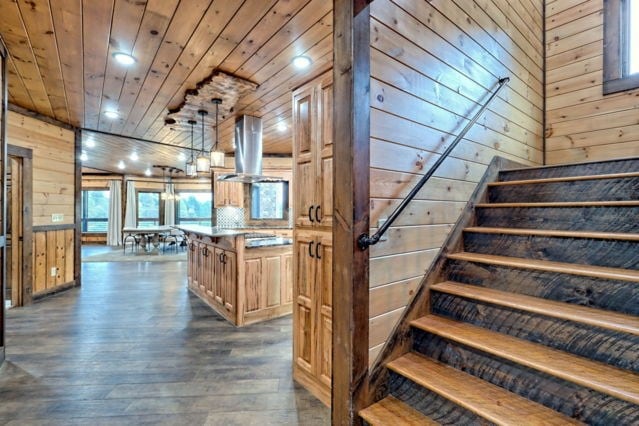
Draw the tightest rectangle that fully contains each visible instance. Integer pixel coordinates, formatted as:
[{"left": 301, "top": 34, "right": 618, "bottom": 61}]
[{"left": 358, "top": 77, "right": 510, "bottom": 250}]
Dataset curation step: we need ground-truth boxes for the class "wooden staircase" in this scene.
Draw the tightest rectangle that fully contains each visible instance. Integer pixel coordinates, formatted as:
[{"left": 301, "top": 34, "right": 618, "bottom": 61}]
[{"left": 360, "top": 158, "right": 639, "bottom": 425}]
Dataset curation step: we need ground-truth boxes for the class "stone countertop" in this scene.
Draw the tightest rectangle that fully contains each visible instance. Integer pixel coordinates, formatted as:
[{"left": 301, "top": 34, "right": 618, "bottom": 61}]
[
  {"left": 245, "top": 237, "right": 293, "bottom": 249},
  {"left": 175, "top": 225, "right": 250, "bottom": 238}
]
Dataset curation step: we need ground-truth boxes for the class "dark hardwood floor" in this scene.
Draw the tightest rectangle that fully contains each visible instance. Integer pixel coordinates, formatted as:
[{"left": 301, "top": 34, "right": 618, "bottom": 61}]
[{"left": 0, "top": 247, "right": 330, "bottom": 425}]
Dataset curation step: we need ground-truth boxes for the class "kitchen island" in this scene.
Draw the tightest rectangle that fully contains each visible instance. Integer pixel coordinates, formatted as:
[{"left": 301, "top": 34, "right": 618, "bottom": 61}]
[{"left": 178, "top": 225, "right": 293, "bottom": 326}]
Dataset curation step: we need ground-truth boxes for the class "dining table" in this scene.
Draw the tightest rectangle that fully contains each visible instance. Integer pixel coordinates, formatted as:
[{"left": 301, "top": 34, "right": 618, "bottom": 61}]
[{"left": 122, "top": 225, "right": 175, "bottom": 253}]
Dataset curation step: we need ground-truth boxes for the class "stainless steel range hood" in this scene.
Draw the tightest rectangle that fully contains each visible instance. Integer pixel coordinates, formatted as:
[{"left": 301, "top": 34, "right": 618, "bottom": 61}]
[{"left": 217, "top": 115, "right": 283, "bottom": 183}]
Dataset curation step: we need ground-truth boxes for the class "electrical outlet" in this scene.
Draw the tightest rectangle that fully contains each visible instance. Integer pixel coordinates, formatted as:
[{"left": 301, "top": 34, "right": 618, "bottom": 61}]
[
  {"left": 50, "top": 267, "right": 57, "bottom": 277},
  {"left": 51, "top": 213, "right": 64, "bottom": 222}
]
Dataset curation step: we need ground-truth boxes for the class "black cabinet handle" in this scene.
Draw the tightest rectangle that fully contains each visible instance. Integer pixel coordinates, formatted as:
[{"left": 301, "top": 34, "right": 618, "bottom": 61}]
[
  {"left": 189, "top": 243, "right": 195, "bottom": 251},
  {"left": 222, "top": 253, "right": 227, "bottom": 264},
  {"left": 315, "top": 242, "right": 322, "bottom": 259},
  {"left": 308, "top": 241, "right": 315, "bottom": 258},
  {"left": 218, "top": 253, "right": 223, "bottom": 263},
  {"left": 201, "top": 247, "right": 208, "bottom": 257},
  {"left": 308, "top": 205, "right": 315, "bottom": 222},
  {"left": 315, "top": 205, "right": 321, "bottom": 222}
]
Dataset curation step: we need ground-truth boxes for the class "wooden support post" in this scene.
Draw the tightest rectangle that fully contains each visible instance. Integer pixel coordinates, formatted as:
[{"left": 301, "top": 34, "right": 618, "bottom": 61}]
[
  {"left": 332, "top": 1, "right": 371, "bottom": 424},
  {"left": 74, "top": 128, "right": 82, "bottom": 287}
]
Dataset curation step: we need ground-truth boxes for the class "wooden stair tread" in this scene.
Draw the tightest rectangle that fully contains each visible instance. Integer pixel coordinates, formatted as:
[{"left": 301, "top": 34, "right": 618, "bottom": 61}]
[
  {"left": 388, "top": 353, "right": 583, "bottom": 426},
  {"left": 431, "top": 281, "right": 639, "bottom": 335},
  {"left": 489, "top": 171, "right": 639, "bottom": 186},
  {"left": 476, "top": 201, "right": 639, "bottom": 208},
  {"left": 359, "top": 396, "right": 440, "bottom": 426},
  {"left": 463, "top": 226, "right": 639, "bottom": 241},
  {"left": 447, "top": 252, "right": 639, "bottom": 282},
  {"left": 411, "top": 315, "right": 639, "bottom": 405}
]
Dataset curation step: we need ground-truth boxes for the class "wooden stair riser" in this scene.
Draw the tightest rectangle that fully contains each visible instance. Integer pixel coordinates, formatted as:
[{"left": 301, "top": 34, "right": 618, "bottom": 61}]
[
  {"left": 462, "top": 232, "right": 639, "bottom": 270},
  {"left": 476, "top": 206, "right": 639, "bottom": 233},
  {"left": 430, "top": 292, "right": 639, "bottom": 372},
  {"left": 388, "top": 371, "right": 490, "bottom": 425},
  {"left": 488, "top": 178, "right": 639, "bottom": 203},
  {"left": 498, "top": 158, "right": 639, "bottom": 182},
  {"left": 444, "top": 259, "right": 639, "bottom": 316},
  {"left": 410, "top": 330, "right": 639, "bottom": 425}
]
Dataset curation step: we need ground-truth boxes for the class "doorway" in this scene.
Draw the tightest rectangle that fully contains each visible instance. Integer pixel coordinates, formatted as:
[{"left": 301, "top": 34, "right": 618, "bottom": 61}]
[{"left": 6, "top": 146, "right": 33, "bottom": 308}]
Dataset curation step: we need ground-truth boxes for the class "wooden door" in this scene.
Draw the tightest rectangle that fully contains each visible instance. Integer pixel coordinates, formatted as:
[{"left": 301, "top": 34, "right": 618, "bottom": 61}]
[
  {"left": 6, "top": 157, "right": 23, "bottom": 307},
  {"left": 293, "top": 86, "right": 316, "bottom": 228},
  {"left": 316, "top": 231, "right": 333, "bottom": 388},
  {"left": 317, "top": 76, "right": 334, "bottom": 230},
  {"left": 293, "top": 231, "right": 316, "bottom": 375},
  {"left": 214, "top": 247, "right": 224, "bottom": 305},
  {"left": 222, "top": 250, "right": 236, "bottom": 314}
]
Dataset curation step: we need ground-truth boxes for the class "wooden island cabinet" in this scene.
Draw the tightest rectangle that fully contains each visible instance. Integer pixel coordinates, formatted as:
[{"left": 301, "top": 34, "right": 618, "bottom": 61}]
[{"left": 180, "top": 225, "right": 293, "bottom": 327}]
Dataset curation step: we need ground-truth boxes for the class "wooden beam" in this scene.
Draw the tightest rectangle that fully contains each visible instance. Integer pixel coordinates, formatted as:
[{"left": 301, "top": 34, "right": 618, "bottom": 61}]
[
  {"left": 74, "top": 128, "right": 81, "bottom": 287},
  {"left": 332, "top": 1, "right": 370, "bottom": 424},
  {"left": 8, "top": 103, "right": 75, "bottom": 131}
]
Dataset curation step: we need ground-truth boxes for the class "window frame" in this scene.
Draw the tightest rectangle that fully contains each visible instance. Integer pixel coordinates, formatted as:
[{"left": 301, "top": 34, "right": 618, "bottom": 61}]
[
  {"left": 243, "top": 180, "right": 290, "bottom": 227},
  {"left": 175, "top": 189, "right": 212, "bottom": 226},
  {"left": 603, "top": 0, "right": 639, "bottom": 94},
  {"left": 80, "top": 188, "right": 110, "bottom": 234},
  {"left": 135, "top": 189, "right": 163, "bottom": 228}
]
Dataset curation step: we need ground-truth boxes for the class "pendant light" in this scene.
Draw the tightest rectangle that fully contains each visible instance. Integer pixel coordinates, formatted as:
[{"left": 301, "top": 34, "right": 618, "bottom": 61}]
[
  {"left": 186, "top": 119, "right": 197, "bottom": 177},
  {"left": 209, "top": 98, "right": 225, "bottom": 168},
  {"left": 196, "top": 109, "right": 211, "bottom": 173}
]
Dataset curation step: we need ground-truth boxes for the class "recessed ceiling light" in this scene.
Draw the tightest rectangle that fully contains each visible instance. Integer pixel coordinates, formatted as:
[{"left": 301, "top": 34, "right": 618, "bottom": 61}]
[
  {"left": 104, "top": 110, "right": 119, "bottom": 119},
  {"left": 80, "top": 152, "right": 88, "bottom": 162},
  {"left": 277, "top": 121, "right": 287, "bottom": 132},
  {"left": 144, "top": 168, "right": 152, "bottom": 176},
  {"left": 178, "top": 152, "right": 186, "bottom": 161},
  {"left": 85, "top": 138, "right": 95, "bottom": 148},
  {"left": 130, "top": 152, "right": 139, "bottom": 161},
  {"left": 292, "top": 55, "right": 312, "bottom": 69},
  {"left": 113, "top": 52, "right": 136, "bottom": 66},
  {"left": 117, "top": 161, "right": 126, "bottom": 170}
]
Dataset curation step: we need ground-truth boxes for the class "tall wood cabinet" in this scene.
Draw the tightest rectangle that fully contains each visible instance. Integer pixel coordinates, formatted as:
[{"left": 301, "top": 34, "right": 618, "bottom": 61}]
[{"left": 292, "top": 70, "right": 333, "bottom": 406}]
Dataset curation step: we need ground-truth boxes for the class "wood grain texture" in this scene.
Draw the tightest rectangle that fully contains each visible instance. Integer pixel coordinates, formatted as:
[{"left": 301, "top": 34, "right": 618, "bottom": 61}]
[
  {"left": 411, "top": 315, "right": 639, "bottom": 405},
  {"left": 359, "top": 395, "right": 439, "bottom": 426},
  {"left": 545, "top": 0, "right": 639, "bottom": 164}
]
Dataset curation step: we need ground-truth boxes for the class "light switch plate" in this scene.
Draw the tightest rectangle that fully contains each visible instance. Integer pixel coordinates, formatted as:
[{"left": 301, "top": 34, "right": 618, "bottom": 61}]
[{"left": 51, "top": 213, "right": 64, "bottom": 222}]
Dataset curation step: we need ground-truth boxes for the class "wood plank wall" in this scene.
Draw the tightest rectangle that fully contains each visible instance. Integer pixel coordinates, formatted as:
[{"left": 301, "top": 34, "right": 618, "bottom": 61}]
[
  {"left": 545, "top": 0, "right": 639, "bottom": 163},
  {"left": 7, "top": 110, "right": 77, "bottom": 295},
  {"left": 367, "top": 0, "right": 544, "bottom": 363}
]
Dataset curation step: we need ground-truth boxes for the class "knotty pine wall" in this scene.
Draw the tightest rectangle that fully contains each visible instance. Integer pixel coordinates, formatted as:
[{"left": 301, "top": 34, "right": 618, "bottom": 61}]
[
  {"left": 368, "top": 0, "right": 544, "bottom": 363},
  {"left": 7, "top": 110, "right": 77, "bottom": 295},
  {"left": 545, "top": 0, "right": 639, "bottom": 163}
]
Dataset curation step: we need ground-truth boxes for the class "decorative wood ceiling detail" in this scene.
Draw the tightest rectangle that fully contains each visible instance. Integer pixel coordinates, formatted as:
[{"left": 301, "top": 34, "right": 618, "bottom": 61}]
[
  {"left": 165, "top": 70, "right": 258, "bottom": 131},
  {"left": 0, "top": 0, "right": 334, "bottom": 174}
]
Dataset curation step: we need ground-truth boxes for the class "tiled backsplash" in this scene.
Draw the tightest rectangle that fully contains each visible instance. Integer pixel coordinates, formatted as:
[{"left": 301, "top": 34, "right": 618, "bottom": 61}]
[{"left": 216, "top": 207, "right": 246, "bottom": 228}]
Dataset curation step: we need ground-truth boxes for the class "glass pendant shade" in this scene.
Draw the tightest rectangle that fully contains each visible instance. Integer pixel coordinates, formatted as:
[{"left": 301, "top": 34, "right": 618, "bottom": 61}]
[
  {"left": 196, "top": 153, "right": 211, "bottom": 172},
  {"left": 210, "top": 150, "right": 225, "bottom": 168},
  {"left": 186, "top": 162, "right": 197, "bottom": 177}
]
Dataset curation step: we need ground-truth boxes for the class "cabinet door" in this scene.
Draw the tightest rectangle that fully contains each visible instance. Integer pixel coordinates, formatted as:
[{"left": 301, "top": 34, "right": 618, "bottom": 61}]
[
  {"left": 317, "top": 77, "right": 333, "bottom": 230},
  {"left": 227, "top": 182, "right": 243, "bottom": 207},
  {"left": 293, "top": 232, "right": 316, "bottom": 375},
  {"left": 214, "top": 247, "right": 224, "bottom": 305},
  {"left": 222, "top": 250, "right": 237, "bottom": 314},
  {"left": 293, "top": 86, "right": 316, "bottom": 228},
  {"left": 281, "top": 253, "right": 293, "bottom": 304},
  {"left": 316, "top": 232, "right": 333, "bottom": 387},
  {"left": 197, "top": 242, "right": 207, "bottom": 292},
  {"left": 202, "top": 244, "right": 214, "bottom": 298},
  {"left": 187, "top": 239, "right": 197, "bottom": 288},
  {"left": 244, "top": 257, "right": 262, "bottom": 313}
]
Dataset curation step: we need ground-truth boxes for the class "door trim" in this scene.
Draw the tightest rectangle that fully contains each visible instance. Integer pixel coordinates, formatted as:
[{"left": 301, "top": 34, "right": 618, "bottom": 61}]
[{"left": 8, "top": 145, "right": 33, "bottom": 306}]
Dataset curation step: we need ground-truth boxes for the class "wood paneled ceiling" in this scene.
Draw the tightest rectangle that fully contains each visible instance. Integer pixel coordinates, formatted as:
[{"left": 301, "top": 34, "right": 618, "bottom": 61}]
[{"left": 0, "top": 0, "right": 333, "bottom": 175}]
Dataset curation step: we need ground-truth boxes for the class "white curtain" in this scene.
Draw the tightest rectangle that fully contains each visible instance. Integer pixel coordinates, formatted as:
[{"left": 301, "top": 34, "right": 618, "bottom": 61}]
[
  {"left": 164, "top": 183, "right": 175, "bottom": 225},
  {"left": 124, "top": 180, "right": 137, "bottom": 228},
  {"left": 106, "top": 180, "right": 122, "bottom": 246}
]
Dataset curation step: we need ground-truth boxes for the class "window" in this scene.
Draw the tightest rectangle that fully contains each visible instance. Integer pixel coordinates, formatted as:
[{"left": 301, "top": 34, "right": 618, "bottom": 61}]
[
  {"left": 137, "top": 191, "right": 161, "bottom": 228},
  {"left": 81, "top": 189, "right": 109, "bottom": 233},
  {"left": 603, "top": 0, "right": 639, "bottom": 93},
  {"left": 176, "top": 191, "right": 212, "bottom": 225},
  {"left": 250, "top": 182, "right": 289, "bottom": 220}
]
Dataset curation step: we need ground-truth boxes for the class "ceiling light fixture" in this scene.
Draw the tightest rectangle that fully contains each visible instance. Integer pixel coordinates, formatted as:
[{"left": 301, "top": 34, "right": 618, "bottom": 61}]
[
  {"left": 292, "top": 55, "right": 312, "bottom": 69},
  {"left": 196, "top": 109, "right": 211, "bottom": 173},
  {"left": 113, "top": 52, "right": 136, "bottom": 66},
  {"left": 277, "top": 121, "right": 287, "bottom": 132},
  {"left": 144, "top": 168, "right": 152, "bottom": 177},
  {"left": 85, "top": 138, "right": 96, "bottom": 148},
  {"left": 80, "top": 152, "right": 88, "bottom": 162},
  {"left": 104, "top": 110, "right": 119, "bottom": 120},
  {"left": 178, "top": 152, "right": 186, "bottom": 161},
  {"left": 130, "top": 152, "right": 139, "bottom": 161},
  {"left": 186, "top": 120, "right": 197, "bottom": 177},
  {"left": 209, "top": 98, "right": 225, "bottom": 168},
  {"left": 117, "top": 161, "right": 126, "bottom": 170}
]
